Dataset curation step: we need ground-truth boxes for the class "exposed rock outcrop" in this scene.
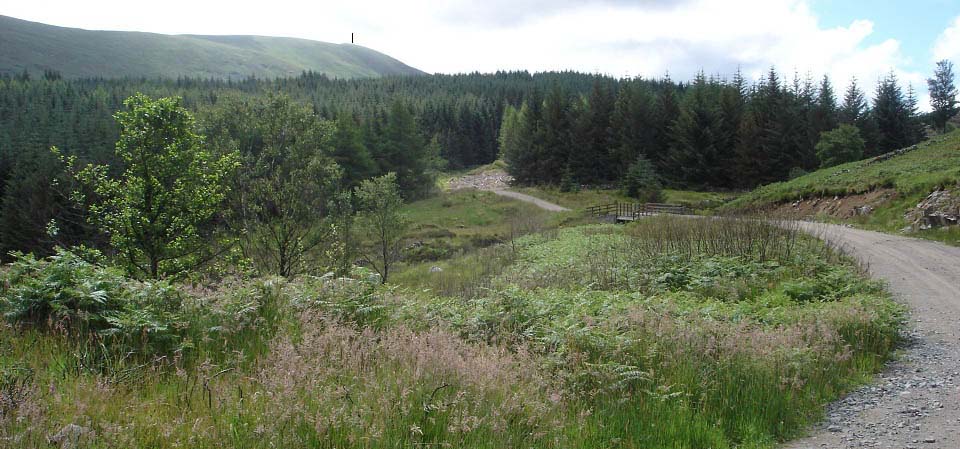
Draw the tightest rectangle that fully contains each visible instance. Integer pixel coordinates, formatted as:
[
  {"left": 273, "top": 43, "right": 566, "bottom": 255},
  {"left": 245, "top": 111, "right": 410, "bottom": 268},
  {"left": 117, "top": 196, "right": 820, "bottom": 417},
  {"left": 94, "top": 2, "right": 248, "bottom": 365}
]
[{"left": 905, "top": 187, "right": 960, "bottom": 230}]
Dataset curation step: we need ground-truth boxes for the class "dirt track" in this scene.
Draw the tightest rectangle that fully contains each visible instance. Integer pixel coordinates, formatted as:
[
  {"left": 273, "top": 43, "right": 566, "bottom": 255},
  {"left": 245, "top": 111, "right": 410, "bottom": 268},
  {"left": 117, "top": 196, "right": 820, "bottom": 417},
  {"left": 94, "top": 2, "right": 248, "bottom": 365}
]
[
  {"left": 448, "top": 169, "right": 570, "bottom": 212},
  {"left": 489, "top": 189, "right": 570, "bottom": 212},
  {"left": 785, "top": 223, "right": 960, "bottom": 449}
]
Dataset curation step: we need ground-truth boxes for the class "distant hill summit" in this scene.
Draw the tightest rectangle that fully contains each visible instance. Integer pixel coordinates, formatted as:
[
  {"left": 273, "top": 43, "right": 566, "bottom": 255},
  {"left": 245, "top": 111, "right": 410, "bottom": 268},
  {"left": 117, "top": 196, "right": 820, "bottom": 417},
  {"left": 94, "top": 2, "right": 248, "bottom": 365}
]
[{"left": 0, "top": 15, "right": 424, "bottom": 79}]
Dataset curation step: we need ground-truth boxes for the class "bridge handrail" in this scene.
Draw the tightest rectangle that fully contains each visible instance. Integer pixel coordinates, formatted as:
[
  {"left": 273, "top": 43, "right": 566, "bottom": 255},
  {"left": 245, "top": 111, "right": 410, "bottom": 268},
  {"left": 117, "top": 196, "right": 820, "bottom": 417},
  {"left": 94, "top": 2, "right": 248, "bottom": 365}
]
[{"left": 586, "top": 201, "right": 690, "bottom": 218}]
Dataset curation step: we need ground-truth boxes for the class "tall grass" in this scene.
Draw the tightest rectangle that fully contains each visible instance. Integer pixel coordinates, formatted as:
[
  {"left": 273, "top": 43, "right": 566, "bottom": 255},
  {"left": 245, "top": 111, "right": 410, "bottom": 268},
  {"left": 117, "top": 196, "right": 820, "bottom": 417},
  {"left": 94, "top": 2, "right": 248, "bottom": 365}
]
[{"left": 0, "top": 216, "right": 903, "bottom": 448}]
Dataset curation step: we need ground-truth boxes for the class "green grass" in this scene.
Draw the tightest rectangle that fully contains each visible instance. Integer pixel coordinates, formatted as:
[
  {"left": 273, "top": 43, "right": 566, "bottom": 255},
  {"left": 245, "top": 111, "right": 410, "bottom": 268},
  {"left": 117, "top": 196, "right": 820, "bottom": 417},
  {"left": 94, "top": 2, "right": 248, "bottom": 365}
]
[
  {"left": 399, "top": 189, "right": 573, "bottom": 265},
  {"left": 398, "top": 218, "right": 903, "bottom": 448},
  {"left": 725, "top": 130, "right": 960, "bottom": 244},
  {"left": 663, "top": 189, "right": 742, "bottom": 208},
  {"left": 0, "top": 207, "right": 903, "bottom": 448},
  {"left": 0, "top": 15, "right": 422, "bottom": 79},
  {"left": 514, "top": 186, "right": 740, "bottom": 211},
  {"left": 727, "top": 131, "right": 960, "bottom": 210}
]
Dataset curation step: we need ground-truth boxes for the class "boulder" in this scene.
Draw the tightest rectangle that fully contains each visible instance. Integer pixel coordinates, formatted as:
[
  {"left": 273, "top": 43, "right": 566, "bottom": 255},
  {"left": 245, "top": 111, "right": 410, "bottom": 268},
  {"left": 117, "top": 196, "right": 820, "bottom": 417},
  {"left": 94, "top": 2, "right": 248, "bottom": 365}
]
[{"left": 905, "top": 187, "right": 960, "bottom": 230}]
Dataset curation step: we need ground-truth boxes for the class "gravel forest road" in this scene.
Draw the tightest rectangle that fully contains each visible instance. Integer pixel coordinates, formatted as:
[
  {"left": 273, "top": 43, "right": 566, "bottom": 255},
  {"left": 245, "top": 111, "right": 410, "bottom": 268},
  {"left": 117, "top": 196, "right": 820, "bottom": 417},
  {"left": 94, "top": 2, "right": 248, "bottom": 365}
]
[
  {"left": 785, "top": 223, "right": 960, "bottom": 449},
  {"left": 488, "top": 189, "right": 570, "bottom": 212}
]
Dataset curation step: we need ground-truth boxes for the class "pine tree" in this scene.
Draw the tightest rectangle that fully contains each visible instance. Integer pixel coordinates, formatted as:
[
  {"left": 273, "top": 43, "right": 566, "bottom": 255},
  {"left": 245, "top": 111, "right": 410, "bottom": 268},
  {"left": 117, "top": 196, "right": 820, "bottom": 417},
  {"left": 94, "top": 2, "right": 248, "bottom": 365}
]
[
  {"left": 651, "top": 75, "right": 681, "bottom": 172},
  {"left": 541, "top": 84, "right": 575, "bottom": 184},
  {"left": 667, "top": 72, "right": 724, "bottom": 188},
  {"left": 839, "top": 78, "right": 868, "bottom": 125},
  {"left": 611, "top": 80, "right": 656, "bottom": 177},
  {"left": 927, "top": 60, "right": 958, "bottom": 132},
  {"left": 839, "top": 78, "right": 880, "bottom": 155},
  {"left": 873, "top": 72, "right": 921, "bottom": 153},
  {"left": 813, "top": 75, "right": 839, "bottom": 135},
  {"left": 330, "top": 114, "right": 377, "bottom": 188},
  {"left": 378, "top": 100, "right": 439, "bottom": 199},
  {"left": 570, "top": 80, "right": 616, "bottom": 184}
]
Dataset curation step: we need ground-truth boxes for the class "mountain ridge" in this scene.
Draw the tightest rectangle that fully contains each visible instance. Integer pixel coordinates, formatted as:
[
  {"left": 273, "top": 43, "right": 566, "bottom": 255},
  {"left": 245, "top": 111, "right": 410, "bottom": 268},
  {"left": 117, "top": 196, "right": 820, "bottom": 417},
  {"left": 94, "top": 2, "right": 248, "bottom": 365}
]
[{"left": 0, "top": 15, "right": 424, "bottom": 79}]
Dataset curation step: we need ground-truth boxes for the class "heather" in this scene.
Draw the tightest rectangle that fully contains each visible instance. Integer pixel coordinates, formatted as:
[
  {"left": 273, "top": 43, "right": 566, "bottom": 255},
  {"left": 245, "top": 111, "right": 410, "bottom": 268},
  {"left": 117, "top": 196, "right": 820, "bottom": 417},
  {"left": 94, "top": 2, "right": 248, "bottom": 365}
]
[{"left": 0, "top": 216, "right": 902, "bottom": 448}]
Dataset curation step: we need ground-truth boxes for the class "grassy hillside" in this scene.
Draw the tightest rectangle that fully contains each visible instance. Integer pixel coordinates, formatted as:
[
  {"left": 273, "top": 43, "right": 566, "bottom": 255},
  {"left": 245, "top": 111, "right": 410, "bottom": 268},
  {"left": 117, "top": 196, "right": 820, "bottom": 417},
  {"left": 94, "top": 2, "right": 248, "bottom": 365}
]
[
  {"left": 0, "top": 15, "right": 423, "bottom": 79},
  {"left": 726, "top": 131, "right": 960, "bottom": 244},
  {"left": 727, "top": 131, "right": 960, "bottom": 210}
]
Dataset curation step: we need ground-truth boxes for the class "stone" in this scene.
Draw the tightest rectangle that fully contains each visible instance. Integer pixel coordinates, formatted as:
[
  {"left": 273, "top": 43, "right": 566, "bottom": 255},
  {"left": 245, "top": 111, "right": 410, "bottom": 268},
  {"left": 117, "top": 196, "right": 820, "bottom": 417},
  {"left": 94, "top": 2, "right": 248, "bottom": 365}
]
[
  {"left": 904, "top": 187, "right": 960, "bottom": 231},
  {"left": 48, "top": 424, "right": 94, "bottom": 449}
]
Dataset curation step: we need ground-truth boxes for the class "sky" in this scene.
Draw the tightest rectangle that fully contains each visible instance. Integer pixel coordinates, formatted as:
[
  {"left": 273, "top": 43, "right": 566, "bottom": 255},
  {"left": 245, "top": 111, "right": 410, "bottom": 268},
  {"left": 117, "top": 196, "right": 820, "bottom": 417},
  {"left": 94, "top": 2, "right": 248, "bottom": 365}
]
[{"left": 5, "top": 0, "right": 960, "bottom": 108}]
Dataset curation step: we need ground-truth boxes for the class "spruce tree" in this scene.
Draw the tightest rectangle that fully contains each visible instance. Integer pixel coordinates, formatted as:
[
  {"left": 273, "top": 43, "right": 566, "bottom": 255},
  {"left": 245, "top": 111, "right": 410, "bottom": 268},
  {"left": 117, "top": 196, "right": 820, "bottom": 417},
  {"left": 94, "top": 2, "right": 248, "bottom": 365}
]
[
  {"left": 570, "top": 80, "right": 616, "bottom": 184},
  {"left": 667, "top": 72, "right": 724, "bottom": 188},
  {"left": 839, "top": 78, "right": 880, "bottom": 155},
  {"left": 873, "top": 72, "right": 921, "bottom": 153},
  {"left": 651, "top": 75, "right": 681, "bottom": 172},
  {"left": 378, "top": 100, "right": 440, "bottom": 199},
  {"left": 839, "top": 78, "right": 868, "bottom": 125},
  {"left": 541, "top": 84, "right": 575, "bottom": 184},
  {"left": 927, "top": 60, "right": 958, "bottom": 132},
  {"left": 330, "top": 114, "right": 377, "bottom": 188},
  {"left": 813, "top": 75, "right": 839, "bottom": 136},
  {"left": 611, "top": 80, "right": 656, "bottom": 177}
]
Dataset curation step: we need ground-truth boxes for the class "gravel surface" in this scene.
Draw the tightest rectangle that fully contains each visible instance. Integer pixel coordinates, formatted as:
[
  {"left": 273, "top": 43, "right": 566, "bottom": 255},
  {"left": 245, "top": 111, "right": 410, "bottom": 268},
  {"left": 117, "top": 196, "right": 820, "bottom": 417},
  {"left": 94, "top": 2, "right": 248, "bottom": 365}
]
[
  {"left": 488, "top": 189, "right": 570, "bottom": 212},
  {"left": 785, "top": 223, "right": 960, "bottom": 449},
  {"left": 448, "top": 169, "right": 570, "bottom": 212},
  {"left": 447, "top": 170, "right": 513, "bottom": 190}
]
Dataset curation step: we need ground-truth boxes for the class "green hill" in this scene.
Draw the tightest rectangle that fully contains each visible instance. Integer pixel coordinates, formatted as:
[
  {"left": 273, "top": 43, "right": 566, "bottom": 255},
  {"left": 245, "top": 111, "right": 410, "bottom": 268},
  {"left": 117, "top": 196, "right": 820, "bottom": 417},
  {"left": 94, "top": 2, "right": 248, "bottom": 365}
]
[
  {"left": 727, "top": 130, "right": 960, "bottom": 243},
  {"left": 0, "top": 15, "right": 424, "bottom": 79}
]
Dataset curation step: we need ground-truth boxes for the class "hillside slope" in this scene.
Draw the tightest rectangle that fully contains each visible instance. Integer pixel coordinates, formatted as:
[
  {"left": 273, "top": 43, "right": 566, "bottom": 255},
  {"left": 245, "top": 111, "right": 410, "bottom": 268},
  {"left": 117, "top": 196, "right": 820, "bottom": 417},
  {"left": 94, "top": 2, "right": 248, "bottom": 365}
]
[
  {"left": 0, "top": 15, "right": 424, "bottom": 79},
  {"left": 727, "top": 130, "right": 960, "bottom": 243}
]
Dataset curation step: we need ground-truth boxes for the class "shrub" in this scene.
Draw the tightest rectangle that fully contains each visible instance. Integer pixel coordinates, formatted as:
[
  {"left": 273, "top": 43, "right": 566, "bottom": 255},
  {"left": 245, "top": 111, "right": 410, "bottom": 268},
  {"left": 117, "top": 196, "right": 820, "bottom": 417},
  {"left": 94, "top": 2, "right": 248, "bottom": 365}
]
[
  {"left": 294, "top": 267, "right": 388, "bottom": 328},
  {"left": 621, "top": 155, "right": 663, "bottom": 202},
  {"left": 0, "top": 248, "right": 183, "bottom": 355},
  {"left": 788, "top": 166, "right": 808, "bottom": 179},
  {"left": 816, "top": 124, "right": 865, "bottom": 168}
]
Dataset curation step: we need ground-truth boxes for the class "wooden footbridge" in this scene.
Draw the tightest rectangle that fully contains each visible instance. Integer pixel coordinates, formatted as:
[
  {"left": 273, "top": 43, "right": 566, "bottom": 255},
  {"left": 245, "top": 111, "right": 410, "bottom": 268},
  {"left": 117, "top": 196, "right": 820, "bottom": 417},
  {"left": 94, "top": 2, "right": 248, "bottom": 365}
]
[{"left": 586, "top": 202, "right": 691, "bottom": 222}]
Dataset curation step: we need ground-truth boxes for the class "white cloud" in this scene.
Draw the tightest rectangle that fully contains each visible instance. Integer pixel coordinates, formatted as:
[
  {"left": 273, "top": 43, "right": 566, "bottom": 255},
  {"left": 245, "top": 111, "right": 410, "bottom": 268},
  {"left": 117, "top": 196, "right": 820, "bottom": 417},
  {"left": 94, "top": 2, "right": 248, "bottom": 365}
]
[
  {"left": 2, "top": 0, "right": 925, "bottom": 100},
  {"left": 933, "top": 15, "right": 960, "bottom": 62}
]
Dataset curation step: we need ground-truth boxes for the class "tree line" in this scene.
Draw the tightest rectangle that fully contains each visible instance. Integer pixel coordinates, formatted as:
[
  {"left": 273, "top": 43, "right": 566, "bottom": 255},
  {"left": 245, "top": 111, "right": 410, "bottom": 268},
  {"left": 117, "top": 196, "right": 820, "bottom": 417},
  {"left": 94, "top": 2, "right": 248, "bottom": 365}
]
[
  {"left": 1, "top": 64, "right": 955, "bottom": 264},
  {"left": 0, "top": 71, "right": 607, "bottom": 259},
  {"left": 500, "top": 66, "right": 940, "bottom": 191}
]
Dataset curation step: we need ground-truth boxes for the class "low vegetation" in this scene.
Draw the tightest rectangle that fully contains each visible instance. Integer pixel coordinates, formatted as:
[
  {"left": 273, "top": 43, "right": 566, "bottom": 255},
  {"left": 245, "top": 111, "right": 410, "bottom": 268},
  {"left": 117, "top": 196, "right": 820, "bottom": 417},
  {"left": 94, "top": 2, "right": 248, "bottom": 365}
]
[
  {"left": 726, "top": 130, "right": 960, "bottom": 244},
  {"left": 728, "top": 131, "right": 960, "bottom": 209},
  {"left": 0, "top": 65, "right": 920, "bottom": 448},
  {"left": 1, "top": 216, "right": 903, "bottom": 448},
  {"left": 515, "top": 186, "right": 738, "bottom": 211}
]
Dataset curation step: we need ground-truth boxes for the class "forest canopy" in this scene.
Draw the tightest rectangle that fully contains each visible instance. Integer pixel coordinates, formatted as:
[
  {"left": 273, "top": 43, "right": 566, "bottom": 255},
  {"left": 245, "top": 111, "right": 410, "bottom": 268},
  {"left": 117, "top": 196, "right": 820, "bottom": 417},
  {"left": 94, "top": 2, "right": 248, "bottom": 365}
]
[{"left": 0, "top": 68, "right": 930, "bottom": 260}]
